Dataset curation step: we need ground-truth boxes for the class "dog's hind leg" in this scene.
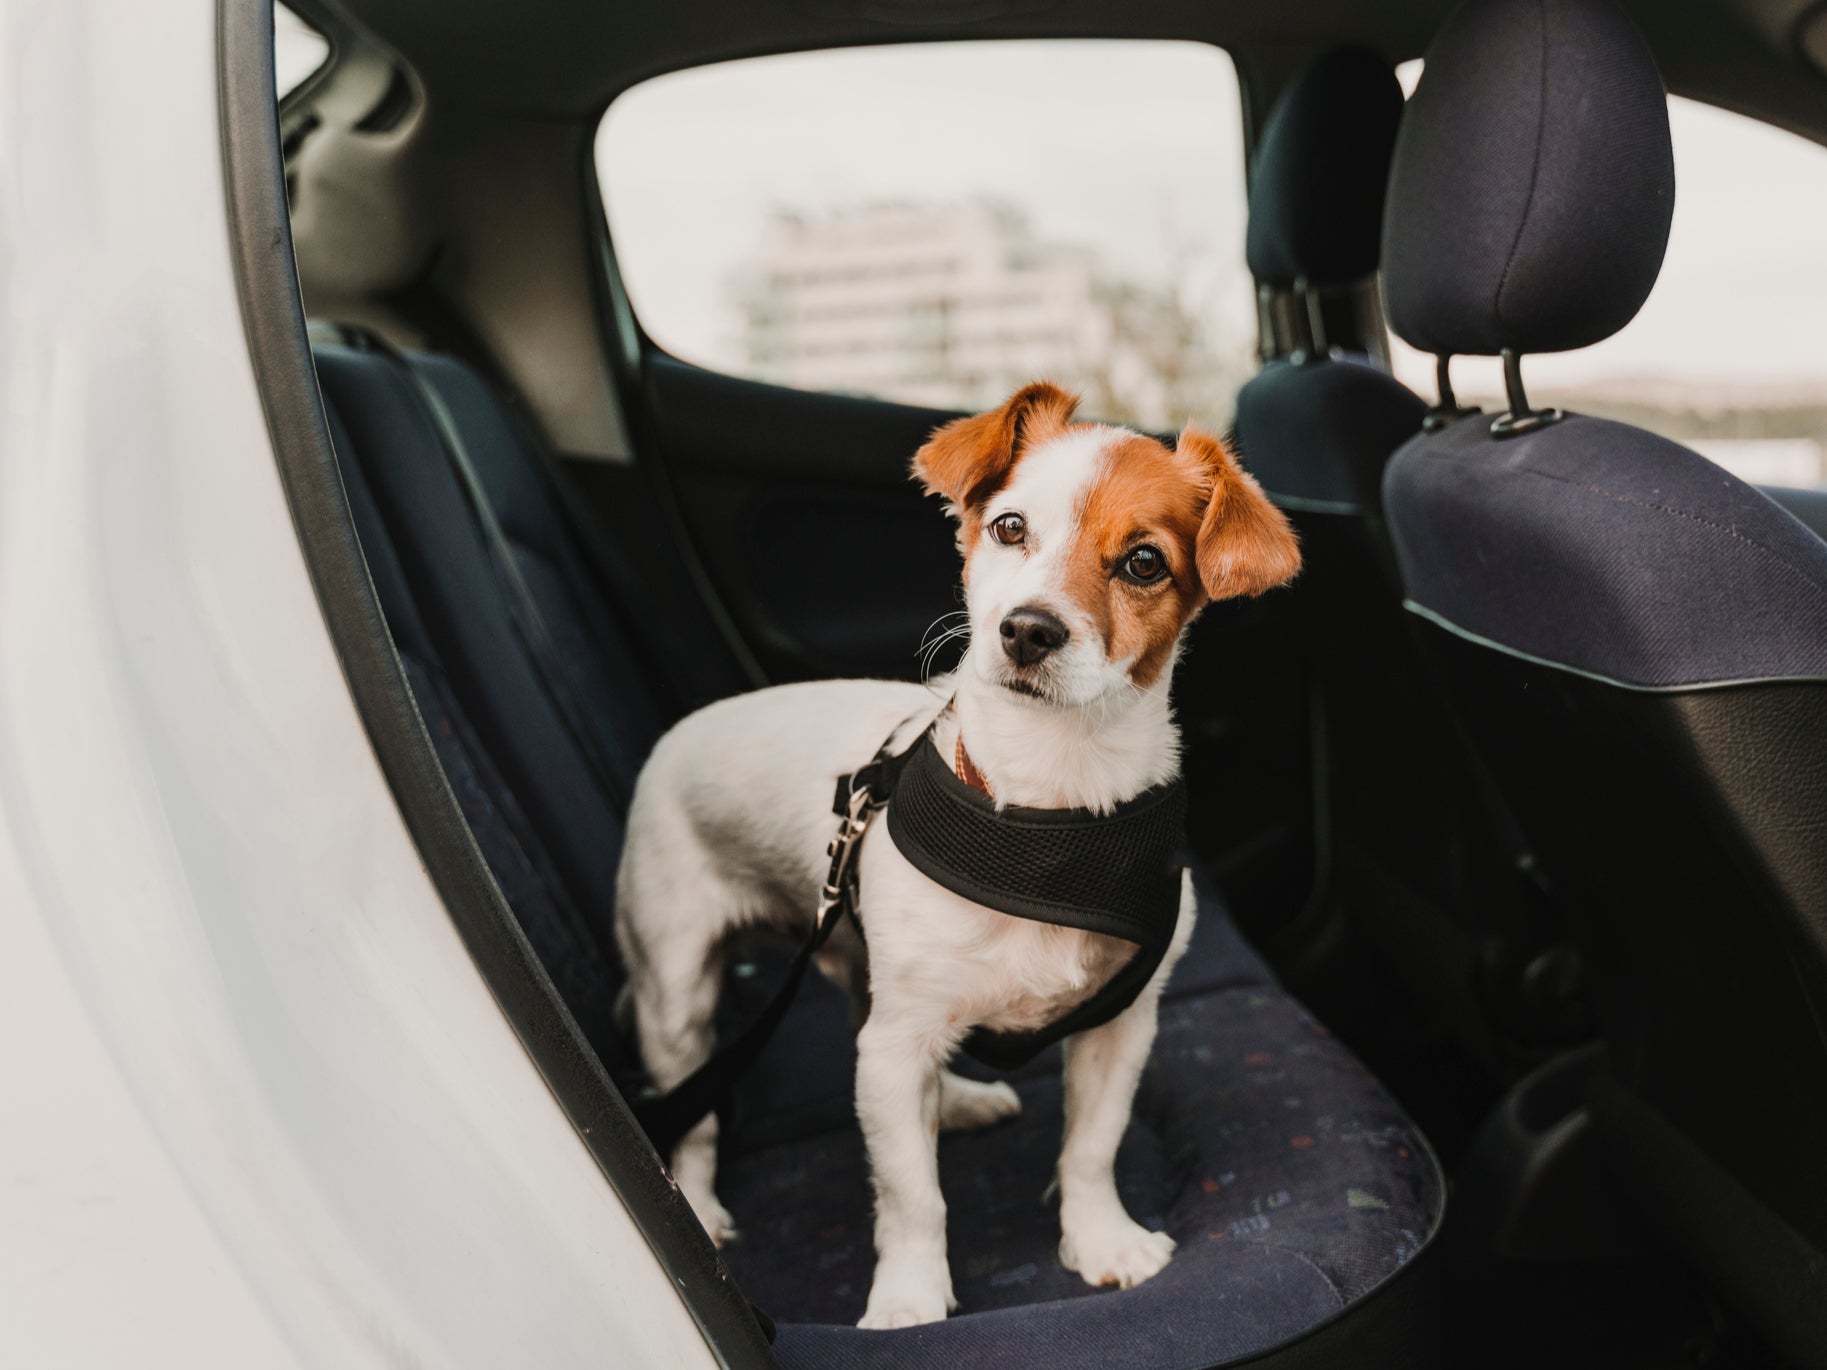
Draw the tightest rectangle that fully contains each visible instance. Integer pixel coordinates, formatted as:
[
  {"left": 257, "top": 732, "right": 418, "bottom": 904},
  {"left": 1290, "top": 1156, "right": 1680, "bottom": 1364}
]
[
  {"left": 937, "top": 1069, "right": 1021, "bottom": 1132},
  {"left": 616, "top": 818, "right": 742, "bottom": 1246}
]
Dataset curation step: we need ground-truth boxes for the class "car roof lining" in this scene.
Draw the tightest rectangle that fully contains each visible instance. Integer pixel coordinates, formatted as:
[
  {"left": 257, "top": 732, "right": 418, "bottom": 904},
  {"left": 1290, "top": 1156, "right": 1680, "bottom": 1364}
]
[{"left": 308, "top": 0, "right": 1827, "bottom": 142}]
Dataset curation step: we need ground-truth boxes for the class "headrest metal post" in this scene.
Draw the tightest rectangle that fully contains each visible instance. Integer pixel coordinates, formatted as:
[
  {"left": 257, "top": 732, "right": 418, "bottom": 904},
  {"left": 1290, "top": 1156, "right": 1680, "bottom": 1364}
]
[
  {"left": 1299, "top": 277, "right": 1328, "bottom": 363},
  {"left": 1490, "top": 348, "right": 1564, "bottom": 439},
  {"left": 1422, "top": 353, "right": 1480, "bottom": 432}
]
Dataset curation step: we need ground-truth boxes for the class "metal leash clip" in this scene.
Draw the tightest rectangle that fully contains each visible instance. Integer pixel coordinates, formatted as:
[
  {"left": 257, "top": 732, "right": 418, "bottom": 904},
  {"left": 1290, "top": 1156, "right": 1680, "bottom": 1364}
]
[{"left": 815, "top": 782, "right": 881, "bottom": 936}]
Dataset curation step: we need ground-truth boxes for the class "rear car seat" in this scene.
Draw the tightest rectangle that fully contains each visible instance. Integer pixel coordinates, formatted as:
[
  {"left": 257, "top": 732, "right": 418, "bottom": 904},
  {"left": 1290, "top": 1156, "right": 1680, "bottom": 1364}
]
[{"left": 311, "top": 334, "right": 1448, "bottom": 1365}]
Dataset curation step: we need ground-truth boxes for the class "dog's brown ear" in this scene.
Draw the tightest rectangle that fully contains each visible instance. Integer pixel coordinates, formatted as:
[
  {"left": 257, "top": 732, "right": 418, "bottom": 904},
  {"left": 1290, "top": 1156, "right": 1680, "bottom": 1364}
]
[
  {"left": 1180, "top": 427, "right": 1302, "bottom": 600},
  {"left": 913, "top": 381, "right": 1078, "bottom": 514}
]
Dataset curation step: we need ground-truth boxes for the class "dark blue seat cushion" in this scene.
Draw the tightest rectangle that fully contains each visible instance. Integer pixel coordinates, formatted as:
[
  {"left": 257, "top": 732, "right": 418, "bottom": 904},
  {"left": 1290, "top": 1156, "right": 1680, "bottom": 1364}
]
[
  {"left": 1234, "top": 356, "right": 1428, "bottom": 513},
  {"left": 315, "top": 343, "right": 650, "bottom": 927},
  {"left": 1384, "top": 412, "right": 1827, "bottom": 688},
  {"left": 719, "top": 891, "right": 1445, "bottom": 1368},
  {"left": 322, "top": 397, "right": 629, "bottom": 1060}
]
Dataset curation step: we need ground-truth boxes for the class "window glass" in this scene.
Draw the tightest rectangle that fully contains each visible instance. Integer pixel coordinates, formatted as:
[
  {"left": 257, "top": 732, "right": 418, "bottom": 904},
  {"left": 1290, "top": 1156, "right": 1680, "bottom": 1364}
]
[
  {"left": 1389, "top": 91, "right": 1827, "bottom": 492},
  {"left": 596, "top": 42, "right": 1252, "bottom": 430},
  {"left": 275, "top": 4, "right": 329, "bottom": 99}
]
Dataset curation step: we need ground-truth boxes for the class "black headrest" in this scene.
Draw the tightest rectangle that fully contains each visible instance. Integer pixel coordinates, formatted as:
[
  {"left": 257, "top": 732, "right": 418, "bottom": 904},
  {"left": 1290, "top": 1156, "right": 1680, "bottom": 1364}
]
[
  {"left": 1382, "top": 0, "right": 1675, "bottom": 357},
  {"left": 1247, "top": 47, "right": 1405, "bottom": 288}
]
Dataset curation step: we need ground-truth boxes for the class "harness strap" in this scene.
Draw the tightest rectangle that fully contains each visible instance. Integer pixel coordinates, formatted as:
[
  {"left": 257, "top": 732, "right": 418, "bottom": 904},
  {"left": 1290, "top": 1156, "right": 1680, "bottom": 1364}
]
[{"left": 884, "top": 734, "right": 1186, "bottom": 1070}]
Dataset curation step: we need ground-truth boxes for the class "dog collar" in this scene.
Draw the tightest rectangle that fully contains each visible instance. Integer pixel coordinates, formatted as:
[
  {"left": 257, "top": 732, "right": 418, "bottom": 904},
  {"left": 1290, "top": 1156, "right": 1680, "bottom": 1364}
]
[{"left": 954, "top": 735, "right": 993, "bottom": 797}]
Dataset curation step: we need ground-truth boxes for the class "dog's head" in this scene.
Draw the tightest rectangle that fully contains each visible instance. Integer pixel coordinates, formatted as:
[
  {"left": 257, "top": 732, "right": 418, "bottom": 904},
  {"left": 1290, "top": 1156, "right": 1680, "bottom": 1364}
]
[{"left": 914, "top": 382, "right": 1300, "bottom": 707}]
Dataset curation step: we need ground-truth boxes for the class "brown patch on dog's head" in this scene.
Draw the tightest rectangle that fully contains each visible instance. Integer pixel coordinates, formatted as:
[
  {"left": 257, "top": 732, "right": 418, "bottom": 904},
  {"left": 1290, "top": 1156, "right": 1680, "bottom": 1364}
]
[
  {"left": 1179, "top": 426, "right": 1302, "bottom": 602},
  {"left": 912, "top": 381, "right": 1079, "bottom": 521},
  {"left": 1061, "top": 434, "right": 1210, "bottom": 688},
  {"left": 1055, "top": 427, "right": 1301, "bottom": 689}
]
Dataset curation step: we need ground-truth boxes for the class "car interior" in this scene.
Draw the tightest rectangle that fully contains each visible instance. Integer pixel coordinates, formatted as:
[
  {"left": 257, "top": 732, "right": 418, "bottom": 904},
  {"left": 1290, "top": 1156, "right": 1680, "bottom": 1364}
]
[{"left": 232, "top": 0, "right": 1827, "bottom": 1365}]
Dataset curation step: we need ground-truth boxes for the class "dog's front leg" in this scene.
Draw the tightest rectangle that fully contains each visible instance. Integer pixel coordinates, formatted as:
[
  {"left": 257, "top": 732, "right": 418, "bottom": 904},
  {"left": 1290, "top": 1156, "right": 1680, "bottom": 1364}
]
[
  {"left": 1056, "top": 982, "right": 1177, "bottom": 1291},
  {"left": 854, "top": 1014, "right": 956, "bottom": 1329}
]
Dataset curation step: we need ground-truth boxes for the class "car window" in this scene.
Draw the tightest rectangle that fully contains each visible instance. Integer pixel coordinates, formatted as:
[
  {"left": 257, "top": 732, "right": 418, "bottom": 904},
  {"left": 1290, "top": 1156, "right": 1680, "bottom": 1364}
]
[
  {"left": 275, "top": 4, "right": 329, "bottom": 99},
  {"left": 1389, "top": 86, "right": 1827, "bottom": 492},
  {"left": 595, "top": 41, "right": 1252, "bottom": 431}
]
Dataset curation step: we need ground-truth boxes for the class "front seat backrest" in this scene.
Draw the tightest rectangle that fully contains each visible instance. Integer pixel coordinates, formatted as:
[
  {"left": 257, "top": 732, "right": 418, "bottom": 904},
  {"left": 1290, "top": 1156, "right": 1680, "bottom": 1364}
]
[
  {"left": 1236, "top": 45, "right": 1424, "bottom": 516},
  {"left": 1381, "top": 1, "right": 1827, "bottom": 1361},
  {"left": 1233, "top": 49, "right": 1572, "bottom": 1061}
]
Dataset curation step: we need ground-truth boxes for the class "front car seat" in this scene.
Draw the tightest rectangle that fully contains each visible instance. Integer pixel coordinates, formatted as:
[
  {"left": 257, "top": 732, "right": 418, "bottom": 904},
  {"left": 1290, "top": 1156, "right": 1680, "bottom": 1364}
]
[
  {"left": 1379, "top": 0, "right": 1827, "bottom": 1360},
  {"left": 1234, "top": 47, "right": 1576, "bottom": 1085}
]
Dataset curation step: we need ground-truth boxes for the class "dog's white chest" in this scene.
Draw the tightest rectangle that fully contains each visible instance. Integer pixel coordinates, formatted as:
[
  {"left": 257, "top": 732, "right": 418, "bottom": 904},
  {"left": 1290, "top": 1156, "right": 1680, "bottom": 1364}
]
[{"left": 855, "top": 832, "right": 1135, "bottom": 1038}]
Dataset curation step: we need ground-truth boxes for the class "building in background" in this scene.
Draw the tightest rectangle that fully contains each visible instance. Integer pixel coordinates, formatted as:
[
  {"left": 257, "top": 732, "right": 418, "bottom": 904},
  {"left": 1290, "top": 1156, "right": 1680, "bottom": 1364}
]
[{"left": 723, "top": 200, "right": 1248, "bottom": 430}]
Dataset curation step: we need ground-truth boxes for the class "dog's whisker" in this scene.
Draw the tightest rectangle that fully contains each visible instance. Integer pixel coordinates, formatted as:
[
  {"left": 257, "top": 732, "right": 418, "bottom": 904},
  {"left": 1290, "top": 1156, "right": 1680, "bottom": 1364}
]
[
  {"left": 918, "top": 609, "right": 970, "bottom": 644},
  {"left": 919, "top": 625, "right": 972, "bottom": 681},
  {"left": 919, "top": 624, "right": 972, "bottom": 681}
]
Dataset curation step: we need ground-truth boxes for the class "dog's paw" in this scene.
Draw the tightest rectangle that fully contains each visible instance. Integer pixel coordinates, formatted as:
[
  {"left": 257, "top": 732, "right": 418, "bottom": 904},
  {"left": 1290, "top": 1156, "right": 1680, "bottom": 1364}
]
[
  {"left": 682, "top": 1187, "right": 739, "bottom": 1248},
  {"left": 1060, "top": 1217, "right": 1176, "bottom": 1290},
  {"left": 858, "top": 1264, "right": 954, "bottom": 1330},
  {"left": 938, "top": 1073, "right": 1022, "bottom": 1132}
]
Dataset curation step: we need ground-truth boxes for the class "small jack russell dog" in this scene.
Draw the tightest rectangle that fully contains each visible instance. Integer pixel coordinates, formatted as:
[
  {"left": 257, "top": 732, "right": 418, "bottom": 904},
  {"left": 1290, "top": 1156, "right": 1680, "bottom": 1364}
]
[{"left": 616, "top": 382, "right": 1300, "bottom": 1329}]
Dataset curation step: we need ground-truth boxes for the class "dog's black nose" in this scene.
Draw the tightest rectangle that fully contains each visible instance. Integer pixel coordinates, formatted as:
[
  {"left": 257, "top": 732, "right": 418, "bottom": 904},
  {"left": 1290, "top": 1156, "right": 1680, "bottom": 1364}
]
[{"left": 1000, "top": 607, "right": 1070, "bottom": 668}]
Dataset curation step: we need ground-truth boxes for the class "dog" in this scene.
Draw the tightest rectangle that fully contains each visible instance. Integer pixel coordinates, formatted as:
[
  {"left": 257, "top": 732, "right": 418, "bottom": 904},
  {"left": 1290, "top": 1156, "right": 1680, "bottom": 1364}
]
[{"left": 615, "top": 381, "right": 1300, "bottom": 1329}]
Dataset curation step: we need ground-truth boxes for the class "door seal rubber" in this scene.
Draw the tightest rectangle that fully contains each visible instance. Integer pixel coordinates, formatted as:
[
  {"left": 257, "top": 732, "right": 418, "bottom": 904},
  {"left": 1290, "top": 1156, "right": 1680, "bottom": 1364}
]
[{"left": 214, "top": 4, "right": 773, "bottom": 1364}]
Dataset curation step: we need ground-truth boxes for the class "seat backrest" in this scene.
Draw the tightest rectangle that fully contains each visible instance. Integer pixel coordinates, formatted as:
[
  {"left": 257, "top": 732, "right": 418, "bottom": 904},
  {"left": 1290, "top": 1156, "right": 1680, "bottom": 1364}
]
[
  {"left": 315, "top": 340, "right": 680, "bottom": 1072},
  {"left": 326, "top": 395, "right": 628, "bottom": 1059},
  {"left": 1236, "top": 45, "right": 1424, "bottom": 518},
  {"left": 1232, "top": 49, "right": 1569, "bottom": 1057},
  {"left": 1381, "top": 0, "right": 1827, "bottom": 1355}
]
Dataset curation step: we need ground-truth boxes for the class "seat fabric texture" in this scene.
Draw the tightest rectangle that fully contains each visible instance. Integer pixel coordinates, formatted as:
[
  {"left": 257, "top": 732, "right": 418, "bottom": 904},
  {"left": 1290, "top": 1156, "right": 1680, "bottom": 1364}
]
[
  {"left": 1378, "top": 0, "right": 1827, "bottom": 1358},
  {"left": 312, "top": 337, "right": 1445, "bottom": 1366},
  {"left": 1381, "top": 0, "right": 1674, "bottom": 358},
  {"left": 1235, "top": 45, "right": 1424, "bottom": 514},
  {"left": 724, "top": 898, "right": 1443, "bottom": 1369},
  {"left": 1245, "top": 45, "right": 1406, "bottom": 290},
  {"left": 1386, "top": 410, "right": 1827, "bottom": 687},
  {"left": 1235, "top": 355, "right": 1427, "bottom": 513}
]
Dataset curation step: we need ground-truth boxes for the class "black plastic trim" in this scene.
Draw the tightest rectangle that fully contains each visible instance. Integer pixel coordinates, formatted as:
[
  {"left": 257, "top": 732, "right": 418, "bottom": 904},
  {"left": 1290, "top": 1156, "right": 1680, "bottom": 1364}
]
[
  {"left": 216, "top": 4, "right": 773, "bottom": 1365},
  {"left": 580, "top": 152, "right": 770, "bottom": 691}
]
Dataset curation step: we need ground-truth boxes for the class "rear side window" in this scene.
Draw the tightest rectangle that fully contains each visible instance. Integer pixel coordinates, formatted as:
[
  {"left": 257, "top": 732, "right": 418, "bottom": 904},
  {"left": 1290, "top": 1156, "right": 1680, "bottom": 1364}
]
[
  {"left": 1391, "top": 93, "right": 1827, "bottom": 492},
  {"left": 596, "top": 41, "right": 1251, "bottom": 430}
]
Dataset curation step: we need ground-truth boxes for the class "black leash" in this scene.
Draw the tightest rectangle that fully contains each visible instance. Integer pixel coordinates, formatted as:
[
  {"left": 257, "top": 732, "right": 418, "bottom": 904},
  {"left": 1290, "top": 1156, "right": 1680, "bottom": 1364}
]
[
  {"left": 630, "top": 729, "right": 912, "bottom": 1155},
  {"left": 629, "top": 719, "right": 1186, "bottom": 1154}
]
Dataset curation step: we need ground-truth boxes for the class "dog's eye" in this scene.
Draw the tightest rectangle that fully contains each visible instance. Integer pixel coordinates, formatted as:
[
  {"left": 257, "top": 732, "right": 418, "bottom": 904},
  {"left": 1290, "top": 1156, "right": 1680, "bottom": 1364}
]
[
  {"left": 990, "top": 513, "right": 1026, "bottom": 546},
  {"left": 1120, "top": 546, "right": 1167, "bottom": 584}
]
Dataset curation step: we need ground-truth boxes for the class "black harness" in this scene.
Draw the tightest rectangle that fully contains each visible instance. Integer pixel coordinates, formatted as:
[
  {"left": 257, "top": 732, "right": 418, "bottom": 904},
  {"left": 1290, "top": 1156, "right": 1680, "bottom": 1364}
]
[{"left": 632, "top": 720, "right": 1188, "bottom": 1153}]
